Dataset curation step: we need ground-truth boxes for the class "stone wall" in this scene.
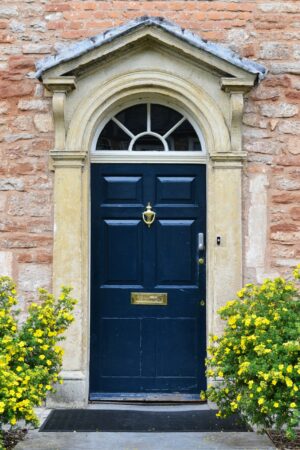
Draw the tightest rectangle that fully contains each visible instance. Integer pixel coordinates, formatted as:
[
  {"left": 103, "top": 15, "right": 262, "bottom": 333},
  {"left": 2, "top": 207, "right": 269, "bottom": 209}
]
[{"left": 0, "top": 0, "right": 299, "bottom": 304}]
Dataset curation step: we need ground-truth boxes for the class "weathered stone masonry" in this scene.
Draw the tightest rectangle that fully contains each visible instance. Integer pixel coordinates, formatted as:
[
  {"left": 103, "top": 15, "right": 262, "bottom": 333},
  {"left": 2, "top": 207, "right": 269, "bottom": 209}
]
[{"left": 0, "top": 0, "right": 300, "bottom": 308}]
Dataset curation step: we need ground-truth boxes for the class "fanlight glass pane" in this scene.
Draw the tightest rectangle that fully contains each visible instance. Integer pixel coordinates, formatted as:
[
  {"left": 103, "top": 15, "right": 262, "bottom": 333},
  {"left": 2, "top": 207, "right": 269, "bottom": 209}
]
[
  {"left": 115, "top": 104, "right": 147, "bottom": 135},
  {"left": 132, "top": 135, "right": 164, "bottom": 151},
  {"left": 151, "top": 104, "right": 183, "bottom": 135},
  {"left": 96, "top": 120, "right": 131, "bottom": 150},
  {"left": 167, "top": 120, "right": 201, "bottom": 151},
  {"left": 96, "top": 103, "right": 202, "bottom": 151}
]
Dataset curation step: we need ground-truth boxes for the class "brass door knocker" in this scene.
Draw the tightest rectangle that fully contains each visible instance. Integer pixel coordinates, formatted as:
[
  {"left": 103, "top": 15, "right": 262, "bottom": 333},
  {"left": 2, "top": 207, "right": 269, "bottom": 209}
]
[{"left": 142, "top": 202, "right": 156, "bottom": 228}]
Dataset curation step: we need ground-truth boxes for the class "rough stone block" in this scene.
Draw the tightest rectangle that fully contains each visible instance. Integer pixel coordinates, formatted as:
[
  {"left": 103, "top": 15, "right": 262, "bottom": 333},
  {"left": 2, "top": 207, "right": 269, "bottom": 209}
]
[
  {"left": 259, "top": 43, "right": 290, "bottom": 60},
  {"left": 0, "top": 178, "right": 24, "bottom": 191},
  {"left": 260, "top": 103, "right": 298, "bottom": 118},
  {"left": 273, "top": 176, "right": 300, "bottom": 191},
  {"left": 0, "top": 101, "right": 9, "bottom": 114},
  {"left": 18, "top": 263, "right": 51, "bottom": 292},
  {"left": 278, "top": 121, "right": 300, "bottom": 134},
  {"left": 9, "top": 20, "right": 25, "bottom": 33},
  {"left": 7, "top": 192, "right": 51, "bottom": 217},
  {"left": 0, "top": 251, "right": 13, "bottom": 277},
  {"left": 0, "top": 7, "right": 18, "bottom": 19},
  {"left": 291, "top": 207, "right": 300, "bottom": 221},
  {"left": 269, "top": 62, "right": 300, "bottom": 75},
  {"left": 22, "top": 44, "right": 52, "bottom": 54},
  {"left": 34, "top": 113, "right": 53, "bottom": 132},
  {"left": 0, "top": 192, "right": 6, "bottom": 211},
  {"left": 18, "top": 99, "right": 49, "bottom": 111},
  {"left": 13, "top": 116, "right": 34, "bottom": 131},
  {"left": 4, "top": 133, "right": 34, "bottom": 143}
]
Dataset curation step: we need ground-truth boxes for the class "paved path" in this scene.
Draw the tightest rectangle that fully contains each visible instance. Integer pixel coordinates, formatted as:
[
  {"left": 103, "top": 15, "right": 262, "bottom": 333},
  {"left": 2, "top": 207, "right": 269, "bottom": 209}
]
[{"left": 15, "top": 405, "right": 276, "bottom": 450}]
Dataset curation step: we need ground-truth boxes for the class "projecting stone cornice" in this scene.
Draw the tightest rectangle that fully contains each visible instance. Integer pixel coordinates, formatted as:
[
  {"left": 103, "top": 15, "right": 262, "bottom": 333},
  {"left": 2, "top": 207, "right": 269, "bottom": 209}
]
[{"left": 35, "top": 16, "right": 267, "bottom": 83}]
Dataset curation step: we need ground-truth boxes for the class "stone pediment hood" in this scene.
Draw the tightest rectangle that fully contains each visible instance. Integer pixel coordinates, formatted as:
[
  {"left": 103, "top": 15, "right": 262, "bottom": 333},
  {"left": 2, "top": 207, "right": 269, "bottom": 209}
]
[{"left": 35, "top": 16, "right": 266, "bottom": 82}]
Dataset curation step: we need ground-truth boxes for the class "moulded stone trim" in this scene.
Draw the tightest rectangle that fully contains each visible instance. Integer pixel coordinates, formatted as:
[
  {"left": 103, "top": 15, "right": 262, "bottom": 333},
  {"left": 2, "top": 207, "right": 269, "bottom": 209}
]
[{"left": 65, "top": 71, "right": 231, "bottom": 156}]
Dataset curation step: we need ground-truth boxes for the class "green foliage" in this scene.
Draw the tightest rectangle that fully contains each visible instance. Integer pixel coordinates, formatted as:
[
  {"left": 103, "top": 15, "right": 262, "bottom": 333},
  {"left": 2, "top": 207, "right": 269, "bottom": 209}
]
[
  {"left": 0, "top": 276, "right": 76, "bottom": 448},
  {"left": 202, "top": 265, "right": 300, "bottom": 439}
]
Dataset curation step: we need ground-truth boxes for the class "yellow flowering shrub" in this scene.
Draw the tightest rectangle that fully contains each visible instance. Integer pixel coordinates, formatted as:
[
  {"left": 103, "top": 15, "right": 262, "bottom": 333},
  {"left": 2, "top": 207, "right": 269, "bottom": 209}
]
[
  {"left": 203, "top": 265, "right": 300, "bottom": 440},
  {"left": 0, "top": 276, "right": 76, "bottom": 449}
]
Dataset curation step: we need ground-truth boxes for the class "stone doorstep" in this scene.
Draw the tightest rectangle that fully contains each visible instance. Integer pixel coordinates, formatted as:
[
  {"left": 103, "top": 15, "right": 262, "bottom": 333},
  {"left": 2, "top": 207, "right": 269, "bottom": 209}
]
[
  {"left": 15, "top": 431, "right": 276, "bottom": 450},
  {"left": 15, "top": 406, "right": 276, "bottom": 450}
]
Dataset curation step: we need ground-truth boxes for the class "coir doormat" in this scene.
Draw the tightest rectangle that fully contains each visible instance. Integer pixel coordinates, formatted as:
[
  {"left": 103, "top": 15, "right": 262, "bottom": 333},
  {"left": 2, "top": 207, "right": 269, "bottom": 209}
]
[{"left": 40, "top": 409, "right": 251, "bottom": 432}]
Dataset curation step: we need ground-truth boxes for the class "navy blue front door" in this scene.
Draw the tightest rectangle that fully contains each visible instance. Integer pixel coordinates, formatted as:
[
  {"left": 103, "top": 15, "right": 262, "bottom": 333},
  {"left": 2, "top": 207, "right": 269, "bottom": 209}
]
[{"left": 90, "top": 164, "right": 206, "bottom": 400}]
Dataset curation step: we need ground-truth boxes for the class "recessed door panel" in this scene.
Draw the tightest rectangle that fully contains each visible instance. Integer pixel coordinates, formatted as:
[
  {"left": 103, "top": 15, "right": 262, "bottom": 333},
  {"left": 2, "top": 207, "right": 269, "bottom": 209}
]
[
  {"left": 156, "top": 219, "right": 196, "bottom": 285},
  {"left": 102, "top": 219, "right": 142, "bottom": 284},
  {"left": 156, "top": 176, "right": 196, "bottom": 204},
  {"left": 90, "top": 164, "right": 206, "bottom": 399},
  {"left": 98, "top": 318, "right": 141, "bottom": 377},
  {"left": 156, "top": 318, "right": 198, "bottom": 377},
  {"left": 103, "top": 176, "right": 142, "bottom": 204}
]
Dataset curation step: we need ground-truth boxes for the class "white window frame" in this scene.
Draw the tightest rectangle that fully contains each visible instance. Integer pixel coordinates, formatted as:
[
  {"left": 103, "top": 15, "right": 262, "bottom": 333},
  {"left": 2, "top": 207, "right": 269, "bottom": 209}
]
[{"left": 91, "top": 100, "right": 207, "bottom": 164}]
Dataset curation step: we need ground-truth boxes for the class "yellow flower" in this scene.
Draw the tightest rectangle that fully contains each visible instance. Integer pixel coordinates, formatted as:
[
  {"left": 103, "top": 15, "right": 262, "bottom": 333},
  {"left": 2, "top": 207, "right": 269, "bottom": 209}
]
[
  {"left": 230, "top": 401, "right": 238, "bottom": 410},
  {"left": 46, "top": 360, "right": 52, "bottom": 366},
  {"left": 10, "top": 417, "right": 17, "bottom": 425},
  {"left": 285, "top": 377, "right": 293, "bottom": 388},
  {"left": 248, "top": 380, "right": 254, "bottom": 389},
  {"left": 34, "top": 329, "right": 43, "bottom": 337},
  {"left": 16, "top": 366, "right": 22, "bottom": 372},
  {"left": 218, "top": 371, "right": 224, "bottom": 377},
  {"left": 272, "top": 380, "right": 277, "bottom": 386},
  {"left": 39, "top": 354, "right": 45, "bottom": 360},
  {"left": 290, "top": 402, "right": 296, "bottom": 408},
  {"left": 0, "top": 401, "right": 5, "bottom": 413},
  {"left": 46, "top": 385, "right": 52, "bottom": 390},
  {"left": 258, "top": 398, "right": 265, "bottom": 405},
  {"left": 278, "top": 364, "right": 284, "bottom": 370},
  {"left": 286, "top": 365, "right": 293, "bottom": 374}
]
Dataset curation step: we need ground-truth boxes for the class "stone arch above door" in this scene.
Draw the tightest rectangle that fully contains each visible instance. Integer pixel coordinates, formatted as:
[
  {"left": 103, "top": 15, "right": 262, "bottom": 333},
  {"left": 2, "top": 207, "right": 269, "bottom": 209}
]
[{"left": 36, "top": 17, "right": 266, "bottom": 406}]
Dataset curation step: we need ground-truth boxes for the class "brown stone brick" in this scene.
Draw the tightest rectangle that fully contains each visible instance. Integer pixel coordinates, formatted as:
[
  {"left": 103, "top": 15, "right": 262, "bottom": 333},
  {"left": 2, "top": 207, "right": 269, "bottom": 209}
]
[
  {"left": 9, "top": 56, "right": 35, "bottom": 71},
  {"left": 270, "top": 223, "right": 299, "bottom": 233},
  {"left": 272, "top": 192, "right": 300, "bottom": 204},
  {"left": 0, "top": 32, "right": 13, "bottom": 43},
  {"left": 291, "top": 207, "right": 300, "bottom": 221},
  {"left": 0, "top": 80, "right": 33, "bottom": 99},
  {"left": 45, "top": 3, "right": 71, "bottom": 12}
]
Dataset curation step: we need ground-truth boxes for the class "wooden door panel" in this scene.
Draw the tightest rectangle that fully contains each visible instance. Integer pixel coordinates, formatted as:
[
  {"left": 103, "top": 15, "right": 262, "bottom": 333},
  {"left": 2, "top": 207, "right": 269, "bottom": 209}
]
[
  {"left": 102, "top": 176, "right": 143, "bottom": 204},
  {"left": 102, "top": 219, "right": 142, "bottom": 285},
  {"left": 156, "top": 219, "right": 196, "bottom": 286},
  {"left": 156, "top": 176, "right": 196, "bottom": 204}
]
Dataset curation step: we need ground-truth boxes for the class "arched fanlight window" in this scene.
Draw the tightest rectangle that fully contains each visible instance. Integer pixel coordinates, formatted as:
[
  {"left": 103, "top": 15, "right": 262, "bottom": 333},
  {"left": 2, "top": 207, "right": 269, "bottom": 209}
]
[{"left": 96, "top": 103, "right": 202, "bottom": 152}]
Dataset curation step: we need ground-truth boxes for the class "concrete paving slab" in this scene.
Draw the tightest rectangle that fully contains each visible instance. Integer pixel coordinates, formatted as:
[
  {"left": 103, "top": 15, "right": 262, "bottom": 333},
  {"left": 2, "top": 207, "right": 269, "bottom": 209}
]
[{"left": 16, "top": 431, "right": 276, "bottom": 450}]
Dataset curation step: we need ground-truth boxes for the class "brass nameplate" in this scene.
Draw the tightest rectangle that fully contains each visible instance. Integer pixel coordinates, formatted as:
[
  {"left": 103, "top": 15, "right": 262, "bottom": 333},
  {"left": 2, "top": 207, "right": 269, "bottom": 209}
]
[{"left": 131, "top": 292, "right": 168, "bottom": 305}]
